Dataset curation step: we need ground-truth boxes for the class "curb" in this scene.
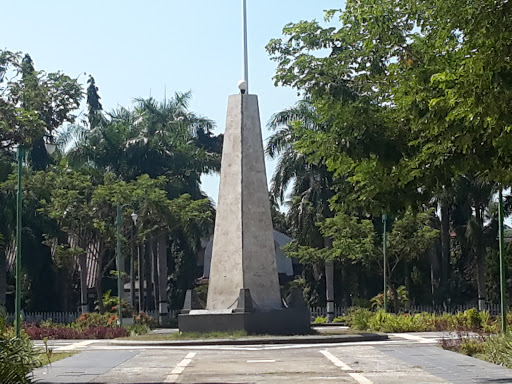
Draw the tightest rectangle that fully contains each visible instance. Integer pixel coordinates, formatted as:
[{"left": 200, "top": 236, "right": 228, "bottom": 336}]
[
  {"left": 311, "top": 323, "right": 347, "bottom": 327},
  {"left": 109, "top": 333, "right": 388, "bottom": 347}
]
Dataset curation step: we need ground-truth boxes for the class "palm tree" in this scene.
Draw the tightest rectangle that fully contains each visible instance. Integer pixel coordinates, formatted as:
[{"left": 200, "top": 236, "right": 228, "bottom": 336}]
[
  {"left": 266, "top": 100, "right": 336, "bottom": 319},
  {"left": 62, "top": 91, "right": 221, "bottom": 315}
]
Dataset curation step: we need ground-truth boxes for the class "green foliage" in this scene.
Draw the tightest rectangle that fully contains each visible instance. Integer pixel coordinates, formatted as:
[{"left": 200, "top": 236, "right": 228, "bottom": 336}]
[
  {"left": 319, "top": 213, "right": 376, "bottom": 264},
  {"left": 97, "top": 290, "right": 134, "bottom": 318},
  {"left": 134, "top": 312, "right": 157, "bottom": 329},
  {"left": 266, "top": 0, "right": 512, "bottom": 311},
  {"left": 481, "top": 333, "right": 512, "bottom": 368},
  {"left": 0, "top": 308, "right": 40, "bottom": 384},
  {"left": 347, "top": 308, "right": 373, "bottom": 331},
  {"left": 371, "top": 286, "right": 409, "bottom": 311},
  {"left": 75, "top": 313, "right": 118, "bottom": 328},
  {"left": 347, "top": 309, "right": 509, "bottom": 333},
  {"left": 127, "top": 324, "right": 150, "bottom": 336},
  {"left": 313, "top": 316, "right": 327, "bottom": 324}
]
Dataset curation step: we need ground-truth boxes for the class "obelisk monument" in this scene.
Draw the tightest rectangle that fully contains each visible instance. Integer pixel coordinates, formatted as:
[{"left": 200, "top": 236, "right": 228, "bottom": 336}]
[{"left": 178, "top": 0, "right": 309, "bottom": 334}]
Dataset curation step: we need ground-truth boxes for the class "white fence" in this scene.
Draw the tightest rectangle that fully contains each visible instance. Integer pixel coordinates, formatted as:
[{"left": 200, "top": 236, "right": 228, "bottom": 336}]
[
  {"left": 6, "top": 312, "right": 80, "bottom": 324},
  {"left": 310, "top": 304, "right": 503, "bottom": 318},
  {"left": 6, "top": 304, "right": 504, "bottom": 324},
  {"left": 408, "top": 303, "right": 502, "bottom": 315},
  {"left": 6, "top": 309, "right": 181, "bottom": 324}
]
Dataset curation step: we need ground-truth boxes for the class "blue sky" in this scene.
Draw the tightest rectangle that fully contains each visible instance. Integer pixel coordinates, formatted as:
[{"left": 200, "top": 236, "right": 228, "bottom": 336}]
[{"left": 2, "top": 0, "right": 344, "bottom": 203}]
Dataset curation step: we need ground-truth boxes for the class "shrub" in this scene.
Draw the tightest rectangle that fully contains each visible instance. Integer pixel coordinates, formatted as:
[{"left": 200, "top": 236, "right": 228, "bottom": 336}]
[
  {"left": 127, "top": 324, "right": 150, "bottom": 336},
  {"left": 0, "top": 308, "right": 40, "bottom": 384},
  {"left": 313, "top": 316, "right": 327, "bottom": 324},
  {"left": 347, "top": 308, "right": 373, "bottom": 330},
  {"left": 345, "top": 308, "right": 508, "bottom": 333},
  {"left": 439, "top": 332, "right": 486, "bottom": 356},
  {"left": 75, "top": 313, "right": 117, "bottom": 328},
  {"left": 134, "top": 312, "right": 157, "bottom": 328},
  {"left": 481, "top": 333, "right": 512, "bottom": 368},
  {"left": 332, "top": 316, "right": 346, "bottom": 323},
  {"left": 23, "top": 324, "right": 128, "bottom": 340},
  {"left": 371, "top": 286, "right": 409, "bottom": 312},
  {"left": 98, "top": 290, "right": 134, "bottom": 318},
  {"left": 463, "top": 308, "right": 481, "bottom": 330}
]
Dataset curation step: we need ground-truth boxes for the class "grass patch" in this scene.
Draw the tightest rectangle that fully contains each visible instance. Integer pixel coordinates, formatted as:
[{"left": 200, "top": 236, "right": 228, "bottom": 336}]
[
  {"left": 120, "top": 328, "right": 358, "bottom": 341},
  {"left": 122, "top": 330, "right": 248, "bottom": 340},
  {"left": 39, "top": 352, "right": 76, "bottom": 366},
  {"left": 440, "top": 332, "right": 512, "bottom": 368}
]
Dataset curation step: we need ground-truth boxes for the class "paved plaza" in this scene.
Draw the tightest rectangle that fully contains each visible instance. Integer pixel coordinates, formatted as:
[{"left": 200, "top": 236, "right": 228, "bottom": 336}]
[{"left": 32, "top": 332, "right": 512, "bottom": 384}]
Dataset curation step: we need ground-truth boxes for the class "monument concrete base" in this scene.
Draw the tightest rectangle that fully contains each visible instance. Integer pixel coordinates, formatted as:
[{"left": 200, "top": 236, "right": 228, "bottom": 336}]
[{"left": 178, "top": 308, "right": 310, "bottom": 335}]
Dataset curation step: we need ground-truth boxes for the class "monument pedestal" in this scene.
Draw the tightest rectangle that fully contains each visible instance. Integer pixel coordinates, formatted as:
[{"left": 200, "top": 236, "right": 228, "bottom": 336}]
[{"left": 178, "top": 308, "right": 310, "bottom": 335}]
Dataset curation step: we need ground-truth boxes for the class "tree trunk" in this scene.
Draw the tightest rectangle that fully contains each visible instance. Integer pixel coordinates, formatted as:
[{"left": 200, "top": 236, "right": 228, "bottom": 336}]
[
  {"left": 404, "top": 262, "right": 411, "bottom": 310},
  {"left": 324, "top": 237, "right": 334, "bottom": 322},
  {"left": 0, "top": 246, "right": 6, "bottom": 307},
  {"left": 144, "top": 241, "right": 153, "bottom": 311},
  {"left": 440, "top": 199, "right": 450, "bottom": 299},
  {"left": 130, "top": 226, "right": 136, "bottom": 309},
  {"left": 78, "top": 242, "right": 89, "bottom": 313},
  {"left": 152, "top": 238, "right": 159, "bottom": 311},
  {"left": 95, "top": 257, "right": 104, "bottom": 314},
  {"left": 341, "top": 264, "right": 349, "bottom": 307},
  {"left": 157, "top": 231, "right": 168, "bottom": 325},
  {"left": 475, "top": 208, "right": 487, "bottom": 311},
  {"left": 430, "top": 263, "right": 435, "bottom": 307}
]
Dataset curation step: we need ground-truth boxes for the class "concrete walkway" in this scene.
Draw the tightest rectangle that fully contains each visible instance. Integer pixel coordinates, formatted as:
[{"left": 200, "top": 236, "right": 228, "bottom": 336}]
[{"left": 32, "top": 332, "right": 512, "bottom": 383}]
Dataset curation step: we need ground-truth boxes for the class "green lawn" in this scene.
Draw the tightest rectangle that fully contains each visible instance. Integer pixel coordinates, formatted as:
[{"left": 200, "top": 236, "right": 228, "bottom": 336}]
[
  {"left": 39, "top": 352, "right": 76, "bottom": 366},
  {"left": 121, "top": 328, "right": 357, "bottom": 341}
]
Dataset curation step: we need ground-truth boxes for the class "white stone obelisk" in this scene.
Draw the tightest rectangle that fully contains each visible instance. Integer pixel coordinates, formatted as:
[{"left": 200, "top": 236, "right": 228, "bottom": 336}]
[
  {"left": 206, "top": 93, "right": 282, "bottom": 311},
  {"left": 206, "top": 0, "right": 282, "bottom": 311}
]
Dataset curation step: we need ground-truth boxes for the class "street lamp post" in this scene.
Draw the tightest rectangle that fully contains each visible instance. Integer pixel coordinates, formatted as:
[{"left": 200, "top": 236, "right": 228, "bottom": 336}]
[
  {"left": 382, "top": 214, "right": 388, "bottom": 312},
  {"left": 129, "top": 213, "right": 138, "bottom": 310},
  {"left": 116, "top": 203, "right": 123, "bottom": 326},
  {"left": 115, "top": 204, "right": 139, "bottom": 327},
  {"left": 15, "top": 138, "right": 56, "bottom": 338},
  {"left": 498, "top": 189, "right": 507, "bottom": 332},
  {"left": 15, "top": 146, "right": 24, "bottom": 338}
]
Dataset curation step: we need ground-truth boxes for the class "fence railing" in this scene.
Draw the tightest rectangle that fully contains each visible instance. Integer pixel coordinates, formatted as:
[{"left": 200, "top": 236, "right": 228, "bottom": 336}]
[
  {"left": 6, "top": 304, "right": 504, "bottom": 324},
  {"left": 408, "top": 303, "right": 502, "bottom": 315},
  {"left": 6, "top": 312, "right": 80, "bottom": 324},
  {"left": 310, "top": 303, "right": 503, "bottom": 318}
]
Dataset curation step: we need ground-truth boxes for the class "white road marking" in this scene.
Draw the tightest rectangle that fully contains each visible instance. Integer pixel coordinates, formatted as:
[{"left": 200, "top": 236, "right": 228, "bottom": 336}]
[
  {"left": 54, "top": 340, "right": 96, "bottom": 351},
  {"left": 247, "top": 359, "right": 276, "bottom": 363},
  {"left": 390, "top": 333, "right": 436, "bottom": 343},
  {"left": 164, "top": 352, "right": 196, "bottom": 383},
  {"left": 60, "top": 335, "right": 436, "bottom": 353},
  {"left": 320, "top": 350, "right": 373, "bottom": 384},
  {"left": 321, "top": 350, "right": 352, "bottom": 370}
]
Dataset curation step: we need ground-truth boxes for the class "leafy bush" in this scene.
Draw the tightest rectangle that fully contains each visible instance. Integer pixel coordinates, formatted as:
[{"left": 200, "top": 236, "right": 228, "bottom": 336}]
[
  {"left": 313, "top": 316, "right": 327, "bottom": 324},
  {"left": 481, "top": 333, "right": 512, "bottom": 368},
  {"left": 0, "top": 308, "right": 40, "bottom": 384},
  {"left": 463, "top": 308, "right": 481, "bottom": 330},
  {"left": 440, "top": 332, "right": 486, "bottom": 357},
  {"left": 332, "top": 316, "right": 346, "bottom": 323},
  {"left": 134, "top": 312, "right": 157, "bottom": 328},
  {"left": 345, "top": 308, "right": 507, "bottom": 333},
  {"left": 347, "top": 308, "right": 373, "bottom": 330},
  {"left": 127, "top": 324, "right": 150, "bottom": 336},
  {"left": 75, "top": 313, "right": 117, "bottom": 328},
  {"left": 371, "top": 286, "right": 409, "bottom": 312},
  {"left": 97, "top": 290, "right": 134, "bottom": 318},
  {"left": 23, "top": 324, "right": 128, "bottom": 340}
]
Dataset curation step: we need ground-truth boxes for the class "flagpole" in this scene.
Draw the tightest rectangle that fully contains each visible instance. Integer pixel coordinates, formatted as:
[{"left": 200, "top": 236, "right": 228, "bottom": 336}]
[{"left": 242, "top": 0, "right": 249, "bottom": 93}]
